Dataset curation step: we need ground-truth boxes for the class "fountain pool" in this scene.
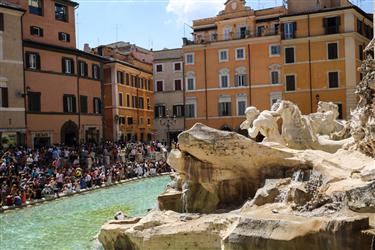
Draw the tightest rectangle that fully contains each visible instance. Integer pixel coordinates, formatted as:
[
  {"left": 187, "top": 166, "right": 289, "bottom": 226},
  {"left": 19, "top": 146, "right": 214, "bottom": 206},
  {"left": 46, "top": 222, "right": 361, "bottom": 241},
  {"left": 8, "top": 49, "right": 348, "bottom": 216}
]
[{"left": 0, "top": 176, "right": 170, "bottom": 250}]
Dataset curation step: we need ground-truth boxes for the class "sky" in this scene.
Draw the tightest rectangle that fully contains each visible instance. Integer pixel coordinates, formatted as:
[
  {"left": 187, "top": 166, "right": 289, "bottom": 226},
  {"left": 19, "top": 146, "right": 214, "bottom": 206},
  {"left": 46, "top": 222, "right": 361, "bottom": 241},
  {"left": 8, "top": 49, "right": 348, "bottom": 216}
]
[{"left": 75, "top": 0, "right": 374, "bottom": 50}]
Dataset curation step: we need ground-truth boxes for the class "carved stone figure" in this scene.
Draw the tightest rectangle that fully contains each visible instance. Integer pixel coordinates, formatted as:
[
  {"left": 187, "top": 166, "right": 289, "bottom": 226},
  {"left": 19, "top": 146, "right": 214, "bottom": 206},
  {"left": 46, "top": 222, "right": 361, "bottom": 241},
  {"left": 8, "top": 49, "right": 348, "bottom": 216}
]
[
  {"left": 308, "top": 101, "right": 344, "bottom": 136},
  {"left": 239, "top": 106, "right": 284, "bottom": 144}
]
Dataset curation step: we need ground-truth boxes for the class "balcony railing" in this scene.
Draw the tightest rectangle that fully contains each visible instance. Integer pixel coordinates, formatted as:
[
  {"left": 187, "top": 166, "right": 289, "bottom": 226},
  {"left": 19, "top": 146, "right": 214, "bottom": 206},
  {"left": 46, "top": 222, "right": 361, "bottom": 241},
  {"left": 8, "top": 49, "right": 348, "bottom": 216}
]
[{"left": 183, "top": 29, "right": 279, "bottom": 46}]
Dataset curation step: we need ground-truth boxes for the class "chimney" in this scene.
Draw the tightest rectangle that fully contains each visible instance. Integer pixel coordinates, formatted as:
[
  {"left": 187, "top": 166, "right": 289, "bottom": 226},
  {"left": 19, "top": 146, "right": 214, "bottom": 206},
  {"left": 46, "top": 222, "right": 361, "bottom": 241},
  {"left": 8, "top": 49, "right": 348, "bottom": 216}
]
[{"left": 83, "top": 43, "right": 91, "bottom": 53}]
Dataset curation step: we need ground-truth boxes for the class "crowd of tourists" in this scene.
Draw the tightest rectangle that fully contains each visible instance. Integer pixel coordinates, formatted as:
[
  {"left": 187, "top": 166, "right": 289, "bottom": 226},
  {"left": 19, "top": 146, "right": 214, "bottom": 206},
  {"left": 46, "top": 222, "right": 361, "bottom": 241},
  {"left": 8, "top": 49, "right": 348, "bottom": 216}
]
[{"left": 0, "top": 141, "right": 172, "bottom": 208}]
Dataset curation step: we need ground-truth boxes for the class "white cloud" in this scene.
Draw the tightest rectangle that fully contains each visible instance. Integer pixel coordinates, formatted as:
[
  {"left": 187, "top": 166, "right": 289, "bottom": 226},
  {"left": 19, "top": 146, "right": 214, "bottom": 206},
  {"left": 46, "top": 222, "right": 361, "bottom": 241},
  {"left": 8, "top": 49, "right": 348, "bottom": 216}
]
[{"left": 166, "top": 0, "right": 226, "bottom": 25}]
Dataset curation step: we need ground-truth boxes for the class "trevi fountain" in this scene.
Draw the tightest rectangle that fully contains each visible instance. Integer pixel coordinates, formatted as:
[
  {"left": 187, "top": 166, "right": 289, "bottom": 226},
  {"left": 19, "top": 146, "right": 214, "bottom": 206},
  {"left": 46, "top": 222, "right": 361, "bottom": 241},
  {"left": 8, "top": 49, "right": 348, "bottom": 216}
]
[{"left": 97, "top": 43, "right": 375, "bottom": 250}]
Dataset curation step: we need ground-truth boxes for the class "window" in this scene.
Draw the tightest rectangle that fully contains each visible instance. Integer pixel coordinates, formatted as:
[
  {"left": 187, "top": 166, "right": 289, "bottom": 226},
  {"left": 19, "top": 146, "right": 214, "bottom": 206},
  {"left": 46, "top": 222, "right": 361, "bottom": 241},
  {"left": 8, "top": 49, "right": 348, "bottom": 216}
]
[
  {"left": 219, "top": 49, "right": 228, "bottom": 62},
  {"left": 359, "top": 45, "right": 364, "bottom": 61},
  {"left": 123, "top": 73, "right": 128, "bottom": 85},
  {"left": 324, "top": 17, "right": 340, "bottom": 35},
  {"left": 283, "top": 22, "right": 296, "bottom": 39},
  {"left": 58, "top": 32, "right": 70, "bottom": 42},
  {"left": 285, "top": 75, "right": 296, "bottom": 92},
  {"left": 117, "top": 71, "right": 124, "bottom": 84},
  {"left": 173, "top": 105, "right": 184, "bottom": 117},
  {"left": 0, "top": 13, "right": 3, "bottom": 31},
  {"left": 256, "top": 26, "right": 265, "bottom": 36},
  {"left": 219, "top": 102, "right": 231, "bottom": 117},
  {"left": 139, "top": 117, "right": 144, "bottom": 125},
  {"left": 210, "top": 32, "right": 217, "bottom": 41},
  {"left": 80, "top": 95, "right": 88, "bottom": 113},
  {"left": 62, "top": 58, "right": 74, "bottom": 74},
  {"left": 147, "top": 98, "right": 151, "bottom": 110},
  {"left": 357, "top": 19, "right": 363, "bottom": 34},
  {"left": 328, "top": 72, "right": 339, "bottom": 88},
  {"left": 185, "top": 103, "right": 195, "bottom": 118},
  {"left": 147, "top": 118, "right": 151, "bottom": 125},
  {"left": 26, "top": 53, "right": 40, "bottom": 70},
  {"left": 119, "top": 117, "right": 126, "bottom": 125},
  {"left": 327, "top": 43, "right": 338, "bottom": 60},
  {"left": 335, "top": 103, "right": 343, "bottom": 119},
  {"left": 78, "top": 61, "right": 88, "bottom": 77},
  {"left": 118, "top": 93, "right": 123, "bottom": 106},
  {"left": 285, "top": 47, "right": 295, "bottom": 64},
  {"left": 186, "top": 53, "right": 194, "bottom": 65},
  {"left": 174, "top": 63, "right": 181, "bottom": 71},
  {"left": 187, "top": 77, "right": 195, "bottom": 91},
  {"left": 271, "top": 71, "right": 279, "bottom": 84},
  {"left": 224, "top": 27, "right": 231, "bottom": 40},
  {"left": 30, "top": 26, "right": 43, "bottom": 37},
  {"left": 156, "top": 64, "right": 163, "bottom": 72},
  {"left": 28, "top": 91, "right": 41, "bottom": 112},
  {"left": 270, "top": 45, "right": 280, "bottom": 56},
  {"left": 270, "top": 92, "right": 282, "bottom": 107},
  {"left": 138, "top": 97, "right": 144, "bottom": 109},
  {"left": 156, "top": 81, "right": 163, "bottom": 92},
  {"left": 237, "top": 97, "right": 247, "bottom": 116},
  {"left": 93, "top": 98, "right": 102, "bottom": 114},
  {"left": 127, "top": 117, "right": 134, "bottom": 125},
  {"left": 63, "top": 95, "right": 76, "bottom": 113},
  {"left": 235, "top": 48, "right": 245, "bottom": 60},
  {"left": 238, "top": 26, "right": 247, "bottom": 39},
  {"left": 132, "top": 96, "right": 137, "bottom": 108},
  {"left": 155, "top": 105, "right": 166, "bottom": 118},
  {"left": 235, "top": 74, "right": 247, "bottom": 86},
  {"left": 92, "top": 65, "right": 100, "bottom": 79},
  {"left": 55, "top": 3, "right": 68, "bottom": 22},
  {"left": 0, "top": 87, "right": 8, "bottom": 108},
  {"left": 219, "top": 69, "right": 230, "bottom": 88},
  {"left": 174, "top": 79, "right": 182, "bottom": 91},
  {"left": 29, "top": 0, "right": 43, "bottom": 16},
  {"left": 126, "top": 94, "right": 130, "bottom": 107}
]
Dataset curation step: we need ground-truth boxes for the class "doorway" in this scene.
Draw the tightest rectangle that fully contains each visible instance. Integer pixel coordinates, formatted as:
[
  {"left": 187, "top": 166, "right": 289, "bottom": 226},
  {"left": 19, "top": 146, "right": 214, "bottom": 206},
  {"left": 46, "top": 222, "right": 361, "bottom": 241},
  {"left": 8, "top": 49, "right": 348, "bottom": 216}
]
[{"left": 61, "top": 121, "right": 78, "bottom": 146}]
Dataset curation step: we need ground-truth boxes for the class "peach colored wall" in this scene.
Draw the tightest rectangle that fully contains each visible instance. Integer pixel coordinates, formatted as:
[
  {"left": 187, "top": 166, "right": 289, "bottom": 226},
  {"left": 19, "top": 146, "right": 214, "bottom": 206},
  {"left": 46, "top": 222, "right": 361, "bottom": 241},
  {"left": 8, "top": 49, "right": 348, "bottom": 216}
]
[{"left": 8, "top": 0, "right": 76, "bottom": 48}]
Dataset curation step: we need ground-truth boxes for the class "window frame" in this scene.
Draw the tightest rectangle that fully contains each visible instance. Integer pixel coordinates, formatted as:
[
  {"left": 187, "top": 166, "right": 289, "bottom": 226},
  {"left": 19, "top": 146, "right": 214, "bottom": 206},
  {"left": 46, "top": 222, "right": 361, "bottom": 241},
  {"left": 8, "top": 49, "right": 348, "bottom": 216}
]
[
  {"left": 235, "top": 48, "right": 245, "bottom": 60},
  {"left": 186, "top": 75, "right": 195, "bottom": 91},
  {"left": 285, "top": 74, "right": 297, "bottom": 92},
  {"left": 328, "top": 71, "right": 340, "bottom": 89},
  {"left": 270, "top": 70, "right": 280, "bottom": 85},
  {"left": 174, "top": 78, "right": 183, "bottom": 91},
  {"left": 236, "top": 95, "right": 247, "bottom": 116},
  {"left": 156, "top": 80, "right": 164, "bottom": 92},
  {"left": 327, "top": 42, "right": 339, "bottom": 60},
  {"left": 284, "top": 47, "right": 295, "bottom": 64},
  {"left": 55, "top": 3, "right": 68, "bottom": 22},
  {"left": 185, "top": 53, "right": 194, "bottom": 65},
  {"left": 155, "top": 64, "right": 163, "bottom": 73},
  {"left": 174, "top": 62, "right": 182, "bottom": 72},
  {"left": 269, "top": 44, "right": 281, "bottom": 57},
  {"left": 218, "top": 49, "right": 229, "bottom": 62}
]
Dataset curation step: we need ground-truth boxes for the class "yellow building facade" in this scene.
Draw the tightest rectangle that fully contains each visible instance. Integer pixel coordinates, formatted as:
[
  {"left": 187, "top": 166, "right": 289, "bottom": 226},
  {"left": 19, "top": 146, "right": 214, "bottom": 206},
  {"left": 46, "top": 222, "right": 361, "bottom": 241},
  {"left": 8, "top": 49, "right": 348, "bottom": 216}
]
[{"left": 183, "top": 0, "right": 372, "bottom": 132}]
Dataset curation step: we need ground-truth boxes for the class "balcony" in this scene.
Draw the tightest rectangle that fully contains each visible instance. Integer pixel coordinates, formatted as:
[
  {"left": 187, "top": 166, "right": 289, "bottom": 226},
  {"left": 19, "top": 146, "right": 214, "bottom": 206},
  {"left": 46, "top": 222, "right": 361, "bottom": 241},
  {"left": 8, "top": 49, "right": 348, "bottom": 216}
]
[{"left": 183, "top": 29, "right": 279, "bottom": 46}]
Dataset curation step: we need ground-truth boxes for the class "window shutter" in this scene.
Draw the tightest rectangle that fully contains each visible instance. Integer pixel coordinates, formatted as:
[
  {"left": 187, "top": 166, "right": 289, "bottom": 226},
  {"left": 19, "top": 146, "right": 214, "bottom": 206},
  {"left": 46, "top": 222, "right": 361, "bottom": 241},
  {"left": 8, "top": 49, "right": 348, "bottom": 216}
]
[
  {"left": 84, "top": 63, "right": 88, "bottom": 77},
  {"left": 67, "top": 34, "right": 70, "bottom": 42},
  {"left": 62, "top": 58, "right": 66, "bottom": 73},
  {"left": 72, "top": 96, "right": 77, "bottom": 113},
  {"left": 25, "top": 53, "right": 31, "bottom": 68},
  {"left": 63, "top": 95, "right": 68, "bottom": 112},
  {"left": 173, "top": 106, "right": 177, "bottom": 116},
  {"left": 155, "top": 106, "right": 159, "bottom": 118},
  {"left": 78, "top": 61, "right": 81, "bottom": 75},
  {"left": 58, "top": 32, "right": 62, "bottom": 40},
  {"left": 40, "top": 28, "right": 43, "bottom": 37},
  {"left": 181, "top": 105, "right": 185, "bottom": 117},
  {"left": 323, "top": 18, "right": 327, "bottom": 28},
  {"left": 1, "top": 87, "right": 8, "bottom": 107},
  {"left": 71, "top": 60, "right": 75, "bottom": 74},
  {"left": 36, "top": 54, "right": 41, "bottom": 69},
  {"left": 30, "top": 26, "right": 34, "bottom": 35},
  {"left": 280, "top": 23, "right": 284, "bottom": 39},
  {"left": 336, "top": 16, "right": 341, "bottom": 26},
  {"left": 292, "top": 22, "right": 297, "bottom": 38},
  {"left": 0, "top": 13, "right": 4, "bottom": 31},
  {"left": 98, "top": 99, "right": 102, "bottom": 113}
]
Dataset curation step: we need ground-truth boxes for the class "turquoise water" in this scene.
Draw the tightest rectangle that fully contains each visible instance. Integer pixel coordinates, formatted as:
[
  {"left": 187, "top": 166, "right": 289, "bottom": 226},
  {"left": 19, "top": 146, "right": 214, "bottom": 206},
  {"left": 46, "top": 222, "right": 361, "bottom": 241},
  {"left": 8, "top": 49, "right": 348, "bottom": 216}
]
[{"left": 0, "top": 176, "right": 170, "bottom": 250}]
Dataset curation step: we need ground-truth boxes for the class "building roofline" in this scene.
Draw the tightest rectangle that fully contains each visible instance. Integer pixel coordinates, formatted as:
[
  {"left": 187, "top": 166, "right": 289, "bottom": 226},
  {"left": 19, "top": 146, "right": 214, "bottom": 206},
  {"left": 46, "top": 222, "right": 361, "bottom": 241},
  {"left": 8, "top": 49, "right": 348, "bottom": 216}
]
[
  {"left": 104, "top": 59, "right": 153, "bottom": 74},
  {"left": 281, "top": 5, "right": 372, "bottom": 21},
  {"left": 56, "top": 0, "right": 79, "bottom": 7},
  {"left": 23, "top": 40, "right": 107, "bottom": 62},
  {"left": 0, "top": 1, "right": 25, "bottom": 12},
  {"left": 152, "top": 48, "right": 182, "bottom": 52}
]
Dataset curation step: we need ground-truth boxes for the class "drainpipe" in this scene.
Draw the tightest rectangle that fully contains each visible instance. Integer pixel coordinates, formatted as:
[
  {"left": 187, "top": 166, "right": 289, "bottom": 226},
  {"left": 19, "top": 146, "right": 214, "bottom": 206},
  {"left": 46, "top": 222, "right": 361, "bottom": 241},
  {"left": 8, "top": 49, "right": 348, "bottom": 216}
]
[
  {"left": 247, "top": 44, "right": 252, "bottom": 106},
  {"left": 21, "top": 12, "right": 27, "bottom": 146},
  {"left": 204, "top": 48, "right": 208, "bottom": 121},
  {"left": 182, "top": 55, "right": 186, "bottom": 130},
  {"left": 308, "top": 14, "right": 313, "bottom": 113},
  {"left": 100, "top": 61, "right": 105, "bottom": 143},
  {"left": 76, "top": 55, "right": 81, "bottom": 143}
]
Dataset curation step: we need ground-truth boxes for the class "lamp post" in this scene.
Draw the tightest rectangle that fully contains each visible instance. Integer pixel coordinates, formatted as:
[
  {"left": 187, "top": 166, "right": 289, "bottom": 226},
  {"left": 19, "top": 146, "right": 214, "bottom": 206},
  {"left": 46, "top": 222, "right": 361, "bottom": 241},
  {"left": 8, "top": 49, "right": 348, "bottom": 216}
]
[{"left": 159, "top": 109, "right": 176, "bottom": 148}]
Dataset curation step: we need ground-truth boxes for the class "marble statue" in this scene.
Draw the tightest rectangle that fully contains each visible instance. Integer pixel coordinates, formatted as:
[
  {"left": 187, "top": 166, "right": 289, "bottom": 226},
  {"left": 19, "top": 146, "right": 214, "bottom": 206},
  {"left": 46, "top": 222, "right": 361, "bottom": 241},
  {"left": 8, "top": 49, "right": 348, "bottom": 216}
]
[{"left": 239, "top": 106, "right": 284, "bottom": 144}]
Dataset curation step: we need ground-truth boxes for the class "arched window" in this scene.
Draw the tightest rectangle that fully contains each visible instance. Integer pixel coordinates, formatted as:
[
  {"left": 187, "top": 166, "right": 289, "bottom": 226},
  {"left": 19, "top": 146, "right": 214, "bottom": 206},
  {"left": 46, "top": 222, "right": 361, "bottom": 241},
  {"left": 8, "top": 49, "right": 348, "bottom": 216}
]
[
  {"left": 186, "top": 72, "right": 196, "bottom": 91},
  {"left": 235, "top": 67, "right": 247, "bottom": 87},
  {"left": 219, "top": 69, "right": 230, "bottom": 88}
]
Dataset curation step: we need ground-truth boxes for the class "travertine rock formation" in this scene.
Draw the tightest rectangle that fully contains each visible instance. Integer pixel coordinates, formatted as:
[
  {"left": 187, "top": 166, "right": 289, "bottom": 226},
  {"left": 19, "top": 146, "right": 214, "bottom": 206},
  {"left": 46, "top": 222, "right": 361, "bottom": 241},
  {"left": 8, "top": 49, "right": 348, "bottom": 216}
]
[{"left": 99, "top": 124, "right": 375, "bottom": 250}]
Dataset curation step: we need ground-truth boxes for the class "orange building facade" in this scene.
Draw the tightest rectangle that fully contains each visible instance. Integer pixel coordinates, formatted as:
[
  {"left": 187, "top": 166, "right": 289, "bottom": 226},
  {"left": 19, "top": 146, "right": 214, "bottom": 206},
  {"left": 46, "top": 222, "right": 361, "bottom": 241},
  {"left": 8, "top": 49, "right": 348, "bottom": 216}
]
[
  {"left": 9, "top": 0, "right": 104, "bottom": 147},
  {"left": 182, "top": 0, "right": 372, "bottom": 132},
  {"left": 91, "top": 43, "right": 154, "bottom": 142}
]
